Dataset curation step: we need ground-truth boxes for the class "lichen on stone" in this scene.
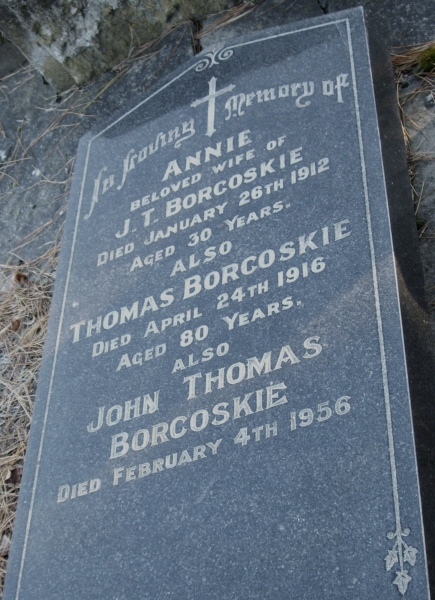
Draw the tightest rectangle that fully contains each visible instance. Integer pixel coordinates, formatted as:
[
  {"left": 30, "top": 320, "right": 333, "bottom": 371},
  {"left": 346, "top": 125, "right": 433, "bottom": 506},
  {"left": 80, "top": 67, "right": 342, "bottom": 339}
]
[{"left": 0, "top": 0, "right": 237, "bottom": 90}]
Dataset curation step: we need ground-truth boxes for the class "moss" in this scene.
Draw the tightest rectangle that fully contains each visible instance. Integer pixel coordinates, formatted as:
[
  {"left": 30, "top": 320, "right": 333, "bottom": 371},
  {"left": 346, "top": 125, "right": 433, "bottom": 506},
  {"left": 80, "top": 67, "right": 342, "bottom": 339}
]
[
  {"left": 418, "top": 47, "right": 435, "bottom": 72},
  {"left": 32, "top": 21, "right": 41, "bottom": 36},
  {"left": 102, "top": 6, "right": 115, "bottom": 18},
  {"left": 42, "top": 54, "right": 76, "bottom": 89}
]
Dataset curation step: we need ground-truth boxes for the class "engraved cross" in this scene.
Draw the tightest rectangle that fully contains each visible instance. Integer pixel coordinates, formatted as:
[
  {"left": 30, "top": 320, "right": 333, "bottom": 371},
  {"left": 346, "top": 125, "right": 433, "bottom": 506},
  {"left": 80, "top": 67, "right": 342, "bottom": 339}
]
[{"left": 191, "top": 77, "right": 235, "bottom": 137}]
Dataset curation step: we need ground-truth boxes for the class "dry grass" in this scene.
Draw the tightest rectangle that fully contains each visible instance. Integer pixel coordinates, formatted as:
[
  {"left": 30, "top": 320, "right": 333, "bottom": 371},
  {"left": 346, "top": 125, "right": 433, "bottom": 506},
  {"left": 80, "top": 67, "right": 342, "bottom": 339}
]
[
  {"left": 0, "top": 239, "right": 60, "bottom": 591},
  {"left": 392, "top": 42, "right": 435, "bottom": 280},
  {"left": 392, "top": 44, "right": 435, "bottom": 307},
  {"left": 392, "top": 40, "right": 435, "bottom": 72}
]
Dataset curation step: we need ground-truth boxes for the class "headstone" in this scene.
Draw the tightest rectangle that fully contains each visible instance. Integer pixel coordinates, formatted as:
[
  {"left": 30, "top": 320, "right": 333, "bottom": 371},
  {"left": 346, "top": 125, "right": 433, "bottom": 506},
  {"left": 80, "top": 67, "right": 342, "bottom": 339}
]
[{"left": 4, "top": 7, "right": 434, "bottom": 599}]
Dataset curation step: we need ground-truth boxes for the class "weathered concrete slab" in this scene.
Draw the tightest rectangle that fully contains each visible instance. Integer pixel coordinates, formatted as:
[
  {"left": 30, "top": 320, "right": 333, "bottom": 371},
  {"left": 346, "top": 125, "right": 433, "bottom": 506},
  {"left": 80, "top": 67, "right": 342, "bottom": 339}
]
[
  {"left": 327, "top": 0, "right": 435, "bottom": 47},
  {"left": 0, "top": 40, "right": 25, "bottom": 78},
  {"left": 200, "top": 0, "right": 322, "bottom": 49}
]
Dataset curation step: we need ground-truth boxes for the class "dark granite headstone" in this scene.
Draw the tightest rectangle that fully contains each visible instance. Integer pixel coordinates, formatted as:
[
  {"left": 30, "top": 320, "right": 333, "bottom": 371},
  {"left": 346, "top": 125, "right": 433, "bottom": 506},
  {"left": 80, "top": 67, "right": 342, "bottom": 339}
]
[{"left": 4, "top": 8, "right": 435, "bottom": 599}]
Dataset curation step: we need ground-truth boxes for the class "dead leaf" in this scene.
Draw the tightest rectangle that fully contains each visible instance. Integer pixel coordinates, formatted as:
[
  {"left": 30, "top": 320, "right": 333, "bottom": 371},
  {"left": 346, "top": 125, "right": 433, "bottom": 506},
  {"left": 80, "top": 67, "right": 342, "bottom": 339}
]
[
  {"left": 14, "top": 272, "right": 27, "bottom": 284},
  {"left": 11, "top": 319, "right": 21, "bottom": 331},
  {"left": 6, "top": 465, "right": 23, "bottom": 484},
  {"left": 0, "top": 535, "right": 10, "bottom": 556}
]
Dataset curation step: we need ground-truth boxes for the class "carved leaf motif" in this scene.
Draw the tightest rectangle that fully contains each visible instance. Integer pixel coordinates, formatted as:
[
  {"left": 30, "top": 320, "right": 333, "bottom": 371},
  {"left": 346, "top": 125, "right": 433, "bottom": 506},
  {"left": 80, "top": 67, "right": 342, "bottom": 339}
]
[
  {"left": 404, "top": 546, "right": 418, "bottom": 567},
  {"left": 393, "top": 570, "right": 412, "bottom": 595},
  {"left": 385, "top": 549, "right": 398, "bottom": 571}
]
